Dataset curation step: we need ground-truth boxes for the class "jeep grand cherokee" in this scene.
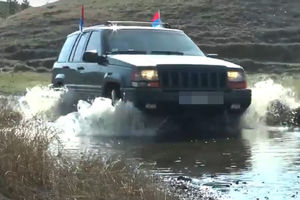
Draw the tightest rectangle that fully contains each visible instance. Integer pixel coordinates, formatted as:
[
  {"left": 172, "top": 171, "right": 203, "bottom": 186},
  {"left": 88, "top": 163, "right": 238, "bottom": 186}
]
[{"left": 52, "top": 21, "right": 251, "bottom": 117}]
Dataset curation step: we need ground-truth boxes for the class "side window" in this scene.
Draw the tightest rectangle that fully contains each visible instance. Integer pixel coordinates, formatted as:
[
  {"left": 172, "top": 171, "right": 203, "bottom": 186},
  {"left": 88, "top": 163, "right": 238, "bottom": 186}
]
[
  {"left": 57, "top": 34, "right": 78, "bottom": 63},
  {"left": 72, "top": 32, "right": 89, "bottom": 62},
  {"left": 86, "top": 31, "right": 102, "bottom": 54}
]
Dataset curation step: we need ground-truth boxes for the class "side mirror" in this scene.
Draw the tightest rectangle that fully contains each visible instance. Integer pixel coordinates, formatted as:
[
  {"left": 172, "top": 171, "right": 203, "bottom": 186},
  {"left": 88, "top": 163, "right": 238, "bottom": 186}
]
[
  {"left": 83, "top": 50, "right": 99, "bottom": 63},
  {"left": 206, "top": 53, "right": 218, "bottom": 58},
  {"left": 97, "top": 55, "right": 108, "bottom": 65},
  {"left": 83, "top": 50, "right": 108, "bottom": 65}
]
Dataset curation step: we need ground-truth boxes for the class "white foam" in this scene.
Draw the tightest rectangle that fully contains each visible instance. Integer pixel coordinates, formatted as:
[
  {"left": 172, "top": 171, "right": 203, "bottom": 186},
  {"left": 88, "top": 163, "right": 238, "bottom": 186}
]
[
  {"left": 18, "top": 86, "right": 66, "bottom": 120},
  {"left": 55, "top": 97, "right": 158, "bottom": 137},
  {"left": 13, "top": 85, "right": 158, "bottom": 137},
  {"left": 244, "top": 78, "right": 300, "bottom": 125}
]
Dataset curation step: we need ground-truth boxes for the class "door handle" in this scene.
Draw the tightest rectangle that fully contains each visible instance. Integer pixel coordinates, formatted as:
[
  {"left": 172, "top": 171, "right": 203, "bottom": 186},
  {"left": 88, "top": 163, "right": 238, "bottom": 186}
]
[
  {"left": 77, "top": 66, "right": 85, "bottom": 70},
  {"left": 62, "top": 66, "right": 70, "bottom": 69}
]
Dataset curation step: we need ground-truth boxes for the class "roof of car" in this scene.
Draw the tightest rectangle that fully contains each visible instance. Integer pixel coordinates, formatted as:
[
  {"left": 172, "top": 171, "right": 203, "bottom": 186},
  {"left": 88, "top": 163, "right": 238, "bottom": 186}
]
[{"left": 68, "top": 25, "right": 183, "bottom": 37}]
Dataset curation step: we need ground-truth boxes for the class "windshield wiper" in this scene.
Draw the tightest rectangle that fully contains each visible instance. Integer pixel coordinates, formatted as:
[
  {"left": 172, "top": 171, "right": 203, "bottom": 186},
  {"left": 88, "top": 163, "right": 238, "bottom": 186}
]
[
  {"left": 107, "top": 50, "right": 147, "bottom": 55},
  {"left": 151, "top": 51, "right": 184, "bottom": 55}
]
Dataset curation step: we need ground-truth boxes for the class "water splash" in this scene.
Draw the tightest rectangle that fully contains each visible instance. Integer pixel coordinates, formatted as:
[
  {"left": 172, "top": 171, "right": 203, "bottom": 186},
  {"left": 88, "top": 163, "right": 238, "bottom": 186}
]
[
  {"left": 14, "top": 86, "right": 158, "bottom": 137},
  {"left": 18, "top": 86, "right": 66, "bottom": 120},
  {"left": 14, "top": 74, "right": 300, "bottom": 137},
  {"left": 55, "top": 97, "right": 158, "bottom": 137},
  {"left": 244, "top": 78, "right": 300, "bottom": 126}
]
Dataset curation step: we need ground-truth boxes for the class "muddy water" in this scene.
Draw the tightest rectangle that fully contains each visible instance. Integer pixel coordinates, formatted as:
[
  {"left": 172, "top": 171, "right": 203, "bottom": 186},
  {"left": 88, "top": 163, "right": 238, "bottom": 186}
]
[{"left": 17, "top": 73, "right": 300, "bottom": 199}]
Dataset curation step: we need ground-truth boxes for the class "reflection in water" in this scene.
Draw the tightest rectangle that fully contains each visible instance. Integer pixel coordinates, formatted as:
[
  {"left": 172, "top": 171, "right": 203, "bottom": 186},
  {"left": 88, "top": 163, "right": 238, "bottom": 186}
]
[
  {"left": 65, "top": 128, "right": 300, "bottom": 200},
  {"left": 120, "top": 137, "right": 251, "bottom": 176},
  {"left": 225, "top": 129, "right": 300, "bottom": 200}
]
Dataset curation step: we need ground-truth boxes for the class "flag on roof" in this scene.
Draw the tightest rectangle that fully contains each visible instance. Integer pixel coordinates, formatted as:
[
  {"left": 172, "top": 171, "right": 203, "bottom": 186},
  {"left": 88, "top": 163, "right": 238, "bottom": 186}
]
[
  {"left": 79, "top": 5, "right": 84, "bottom": 32},
  {"left": 152, "top": 11, "right": 162, "bottom": 27}
]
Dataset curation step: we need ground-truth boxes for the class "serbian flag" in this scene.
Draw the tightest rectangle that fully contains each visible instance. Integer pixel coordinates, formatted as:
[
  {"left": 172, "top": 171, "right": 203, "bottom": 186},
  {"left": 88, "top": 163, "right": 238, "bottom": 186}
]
[
  {"left": 79, "top": 5, "right": 84, "bottom": 32},
  {"left": 152, "top": 11, "right": 162, "bottom": 27}
]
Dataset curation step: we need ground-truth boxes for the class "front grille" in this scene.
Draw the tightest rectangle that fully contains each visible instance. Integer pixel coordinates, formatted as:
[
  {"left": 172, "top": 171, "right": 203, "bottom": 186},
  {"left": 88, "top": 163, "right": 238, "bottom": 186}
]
[{"left": 158, "top": 66, "right": 227, "bottom": 90}]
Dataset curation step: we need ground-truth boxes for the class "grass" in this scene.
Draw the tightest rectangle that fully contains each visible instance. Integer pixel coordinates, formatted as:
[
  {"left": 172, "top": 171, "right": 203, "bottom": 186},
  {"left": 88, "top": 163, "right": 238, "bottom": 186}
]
[
  {"left": 0, "top": 72, "right": 51, "bottom": 95},
  {"left": 0, "top": 102, "right": 170, "bottom": 200}
]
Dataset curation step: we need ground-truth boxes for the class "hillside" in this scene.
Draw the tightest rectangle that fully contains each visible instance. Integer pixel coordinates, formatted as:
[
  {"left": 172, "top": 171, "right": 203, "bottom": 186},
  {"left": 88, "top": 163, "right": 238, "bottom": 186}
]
[{"left": 0, "top": 0, "right": 300, "bottom": 73}]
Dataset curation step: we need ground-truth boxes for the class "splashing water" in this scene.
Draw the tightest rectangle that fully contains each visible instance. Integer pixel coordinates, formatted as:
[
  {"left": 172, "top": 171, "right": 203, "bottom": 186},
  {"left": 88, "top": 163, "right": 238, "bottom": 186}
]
[
  {"left": 55, "top": 98, "right": 158, "bottom": 136},
  {"left": 16, "top": 86, "right": 158, "bottom": 137},
  {"left": 16, "top": 75, "right": 300, "bottom": 137},
  {"left": 18, "top": 86, "right": 66, "bottom": 120},
  {"left": 244, "top": 78, "right": 300, "bottom": 125}
]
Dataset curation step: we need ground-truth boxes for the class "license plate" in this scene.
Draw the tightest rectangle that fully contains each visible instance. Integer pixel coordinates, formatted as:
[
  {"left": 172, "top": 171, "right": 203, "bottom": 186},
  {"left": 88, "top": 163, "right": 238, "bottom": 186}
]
[{"left": 179, "top": 92, "right": 224, "bottom": 105}]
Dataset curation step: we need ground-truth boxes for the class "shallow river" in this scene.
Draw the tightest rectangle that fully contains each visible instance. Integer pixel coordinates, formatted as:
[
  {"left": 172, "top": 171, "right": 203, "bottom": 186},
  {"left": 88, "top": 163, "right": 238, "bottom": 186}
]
[
  {"left": 17, "top": 73, "right": 300, "bottom": 199},
  {"left": 58, "top": 127, "right": 300, "bottom": 200}
]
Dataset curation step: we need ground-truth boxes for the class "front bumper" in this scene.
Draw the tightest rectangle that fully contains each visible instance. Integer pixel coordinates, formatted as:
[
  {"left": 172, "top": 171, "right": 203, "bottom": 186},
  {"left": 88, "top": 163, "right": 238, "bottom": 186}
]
[{"left": 122, "top": 88, "right": 251, "bottom": 114}]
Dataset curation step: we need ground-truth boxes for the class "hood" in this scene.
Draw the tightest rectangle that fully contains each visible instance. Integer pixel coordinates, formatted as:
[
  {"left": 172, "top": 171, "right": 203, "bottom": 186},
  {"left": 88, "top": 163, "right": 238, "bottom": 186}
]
[{"left": 108, "top": 55, "right": 242, "bottom": 69}]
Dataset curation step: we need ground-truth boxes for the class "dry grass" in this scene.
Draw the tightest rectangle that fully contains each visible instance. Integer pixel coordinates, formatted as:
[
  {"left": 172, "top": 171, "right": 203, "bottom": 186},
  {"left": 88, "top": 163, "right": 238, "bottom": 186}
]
[{"left": 0, "top": 104, "right": 170, "bottom": 200}]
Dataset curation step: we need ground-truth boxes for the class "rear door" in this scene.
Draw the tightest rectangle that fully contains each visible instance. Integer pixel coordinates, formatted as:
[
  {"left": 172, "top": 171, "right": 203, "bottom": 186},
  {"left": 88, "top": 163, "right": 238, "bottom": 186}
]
[
  {"left": 67, "top": 31, "right": 91, "bottom": 93},
  {"left": 52, "top": 33, "right": 79, "bottom": 86}
]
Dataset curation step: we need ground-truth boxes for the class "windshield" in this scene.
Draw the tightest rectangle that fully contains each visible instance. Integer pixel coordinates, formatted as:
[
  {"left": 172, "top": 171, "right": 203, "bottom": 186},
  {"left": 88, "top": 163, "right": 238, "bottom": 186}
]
[{"left": 103, "top": 29, "right": 205, "bottom": 56}]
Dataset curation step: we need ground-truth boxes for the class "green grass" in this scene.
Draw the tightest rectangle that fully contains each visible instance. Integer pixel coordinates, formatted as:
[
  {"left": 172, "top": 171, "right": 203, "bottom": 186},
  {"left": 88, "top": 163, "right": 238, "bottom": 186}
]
[{"left": 0, "top": 72, "right": 51, "bottom": 95}]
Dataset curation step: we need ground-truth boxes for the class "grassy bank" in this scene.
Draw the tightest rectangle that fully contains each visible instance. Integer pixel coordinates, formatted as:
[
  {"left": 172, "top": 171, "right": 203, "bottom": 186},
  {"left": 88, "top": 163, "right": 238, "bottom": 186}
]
[
  {"left": 0, "top": 72, "right": 50, "bottom": 95},
  {"left": 0, "top": 105, "right": 169, "bottom": 200}
]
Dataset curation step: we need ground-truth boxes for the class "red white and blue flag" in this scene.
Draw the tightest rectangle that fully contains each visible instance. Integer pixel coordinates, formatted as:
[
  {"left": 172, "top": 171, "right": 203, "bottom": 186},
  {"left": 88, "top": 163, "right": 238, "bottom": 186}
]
[
  {"left": 152, "top": 11, "right": 161, "bottom": 27},
  {"left": 79, "top": 5, "right": 84, "bottom": 32}
]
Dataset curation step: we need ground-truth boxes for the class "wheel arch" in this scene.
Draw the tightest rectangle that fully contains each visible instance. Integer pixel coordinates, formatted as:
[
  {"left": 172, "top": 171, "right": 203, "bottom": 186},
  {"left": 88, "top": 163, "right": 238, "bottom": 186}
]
[
  {"left": 103, "top": 81, "right": 121, "bottom": 98},
  {"left": 53, "top": 74, "right": 65, "bottom": 87}
]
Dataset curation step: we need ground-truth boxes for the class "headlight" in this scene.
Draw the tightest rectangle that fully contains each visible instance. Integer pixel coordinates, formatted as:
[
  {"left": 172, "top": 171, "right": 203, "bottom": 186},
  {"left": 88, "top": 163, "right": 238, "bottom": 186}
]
[
  {"left": 141, "top": 70, "right": 159, "bottom": 80},
  {"left": 132, "top": 69, "right": 159, "bottom": 81},
  {"left": 227, "top": 71, "right": 245, "bottom": 82},
  {"left": 131, "top": 69, "right": 160, "bottom": 88},
  {"left": 227, "top": 70, "right": 247, "bottom": 89}
]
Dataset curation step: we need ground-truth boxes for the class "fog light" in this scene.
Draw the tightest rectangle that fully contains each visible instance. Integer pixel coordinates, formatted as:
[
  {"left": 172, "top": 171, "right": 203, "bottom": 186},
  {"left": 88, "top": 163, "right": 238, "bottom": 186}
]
[
  {"left": 145, "top": 104, "right": 157, "bottom": 109},
  {"left": 231, "top": 104, "right": 241, "bottom": 110}
]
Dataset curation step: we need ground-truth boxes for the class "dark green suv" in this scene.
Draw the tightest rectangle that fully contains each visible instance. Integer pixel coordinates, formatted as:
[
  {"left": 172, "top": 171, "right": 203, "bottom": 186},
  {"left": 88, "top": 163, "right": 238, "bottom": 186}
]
[{"left": 52, "top": 21, "right": 251, "bottom": 118}]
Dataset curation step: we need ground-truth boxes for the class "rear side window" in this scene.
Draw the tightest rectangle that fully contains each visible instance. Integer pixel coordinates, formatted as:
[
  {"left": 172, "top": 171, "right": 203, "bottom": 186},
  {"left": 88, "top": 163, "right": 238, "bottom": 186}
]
[
  {"left": 72, "top": 32, "right": 89, "bottom": 62},
  {"left": 86, "top": 31, "right": 102, "bottom": 54},
  {"left": 57, "top": 34, "right": 78, "bottom": 63}
]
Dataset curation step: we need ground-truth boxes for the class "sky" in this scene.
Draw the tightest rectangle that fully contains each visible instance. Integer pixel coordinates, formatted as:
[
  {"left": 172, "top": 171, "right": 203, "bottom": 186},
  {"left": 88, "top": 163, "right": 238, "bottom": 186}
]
[
  {"left": 1, "top": 0, "right": 59, "bottom": 7},
  {"left": 19, "top": 0, "right": 59, "bottom": 7}
]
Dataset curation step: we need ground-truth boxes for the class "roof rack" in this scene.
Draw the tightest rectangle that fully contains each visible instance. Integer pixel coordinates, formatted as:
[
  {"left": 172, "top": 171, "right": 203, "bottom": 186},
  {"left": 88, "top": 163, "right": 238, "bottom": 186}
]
[{"left": 105, "top": 21, "right": 171, "bottom": 28}]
